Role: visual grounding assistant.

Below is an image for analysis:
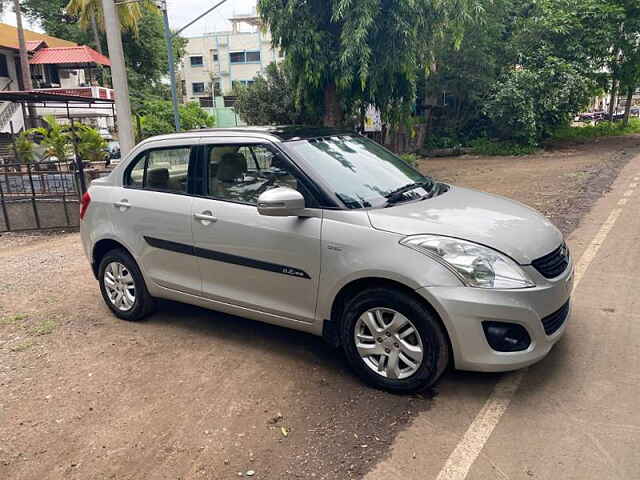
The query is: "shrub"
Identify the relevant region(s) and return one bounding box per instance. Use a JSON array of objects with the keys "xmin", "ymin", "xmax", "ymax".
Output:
[
  {"xmin": 399, "ymin": 153, "xmax": 419, "ymax": 166},
  {"xmin": 552, "ymin": 118, "xmax": 640, "ymax": 141},
  {"xmin": 470, "ymin": 138, "xmax": 538, "ymax": 156},
  {"xmin": 484, "ymin": 58, "xmax": 593, "ymax": 145}
]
